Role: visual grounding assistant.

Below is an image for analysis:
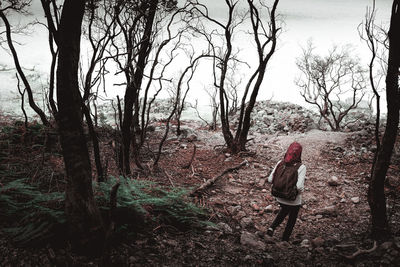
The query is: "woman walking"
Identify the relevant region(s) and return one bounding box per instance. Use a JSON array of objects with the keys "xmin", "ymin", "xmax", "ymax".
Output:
[{"xmin": 267, "ymin": 142, "xmax": 306, "ymax": 241}]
